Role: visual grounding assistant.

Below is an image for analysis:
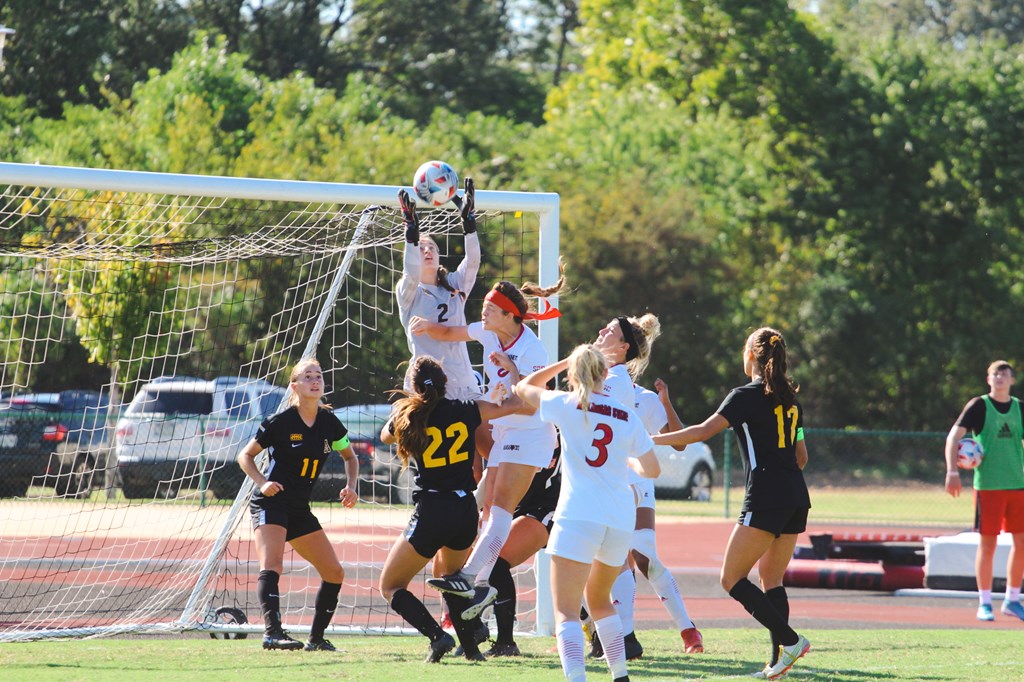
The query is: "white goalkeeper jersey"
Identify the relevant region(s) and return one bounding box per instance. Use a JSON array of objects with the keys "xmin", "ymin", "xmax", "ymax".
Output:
[
  {"xmin": 539, "ymin": 390, "xmax": 655, "ymax": 531},
  {"xmin": 396, "ymin": 232, "xmax": 481, "ymax": 399}
]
